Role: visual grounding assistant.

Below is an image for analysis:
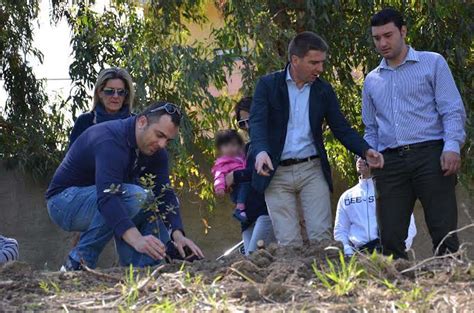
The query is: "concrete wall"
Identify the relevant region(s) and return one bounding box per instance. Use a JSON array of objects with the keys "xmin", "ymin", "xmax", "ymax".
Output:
[
  {"xmin": 0, "ymin": 163, "xmax": 472, "ymax": 269},
  {"xmin": 0, "ymin": 162, "xmax": 241, "ymax": 269}
]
